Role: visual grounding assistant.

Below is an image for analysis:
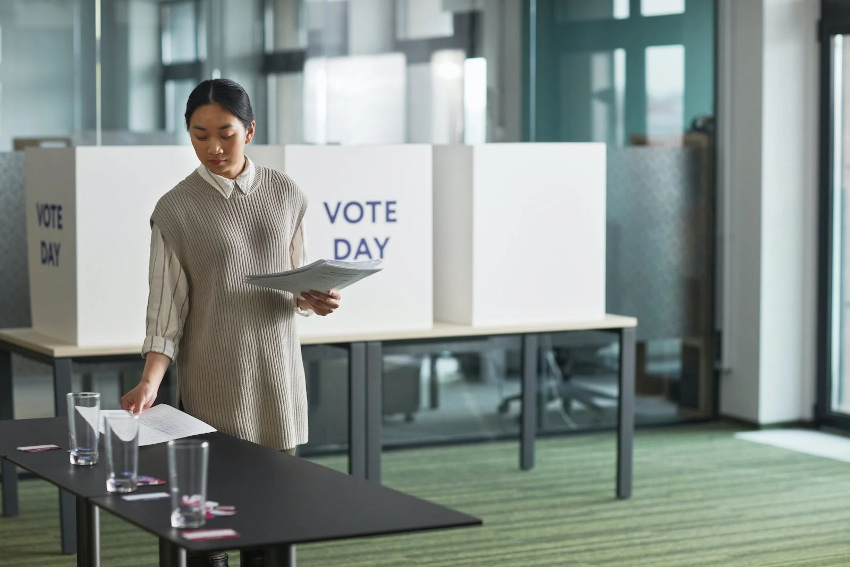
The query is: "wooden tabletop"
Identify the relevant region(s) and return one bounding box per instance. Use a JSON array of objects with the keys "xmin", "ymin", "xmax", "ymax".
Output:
[{"xmin": 0, "ymin": 314, "xmax": 637, "ymax": 359}]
